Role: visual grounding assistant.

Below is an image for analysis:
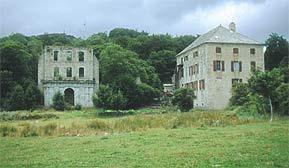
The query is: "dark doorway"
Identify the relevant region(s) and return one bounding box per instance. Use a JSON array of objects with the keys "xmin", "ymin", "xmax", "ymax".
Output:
[{"xmin": 64, "ymin": 88, "xmax": 74, "ymax": 105}]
